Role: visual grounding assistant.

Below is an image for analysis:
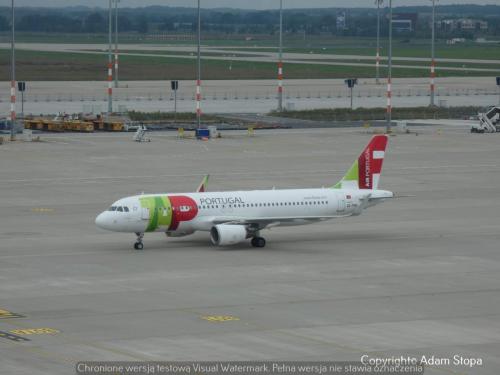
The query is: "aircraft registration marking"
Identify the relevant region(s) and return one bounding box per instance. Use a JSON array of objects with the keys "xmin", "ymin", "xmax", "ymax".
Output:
[
  {"xmin": 0, "ymin": 331, "xmax": 31, "ymax": 342},
  {"xmin": 0, "ymin": 309, "xmax": 25, "ymax": 319},
  {"xmin": 201, "ymin": 315, "xmax": 240, "ymax": 322},
  {"xmin": 10, "ymin": 328, "xmax": 60, "ymax": 336}
]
